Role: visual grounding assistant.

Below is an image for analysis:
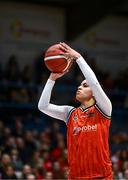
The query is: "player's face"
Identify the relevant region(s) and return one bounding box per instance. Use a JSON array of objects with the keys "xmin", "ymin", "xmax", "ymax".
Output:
[{"xmin": 76, "ymin": 80, "xmax": 93, "ymax": 103}]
